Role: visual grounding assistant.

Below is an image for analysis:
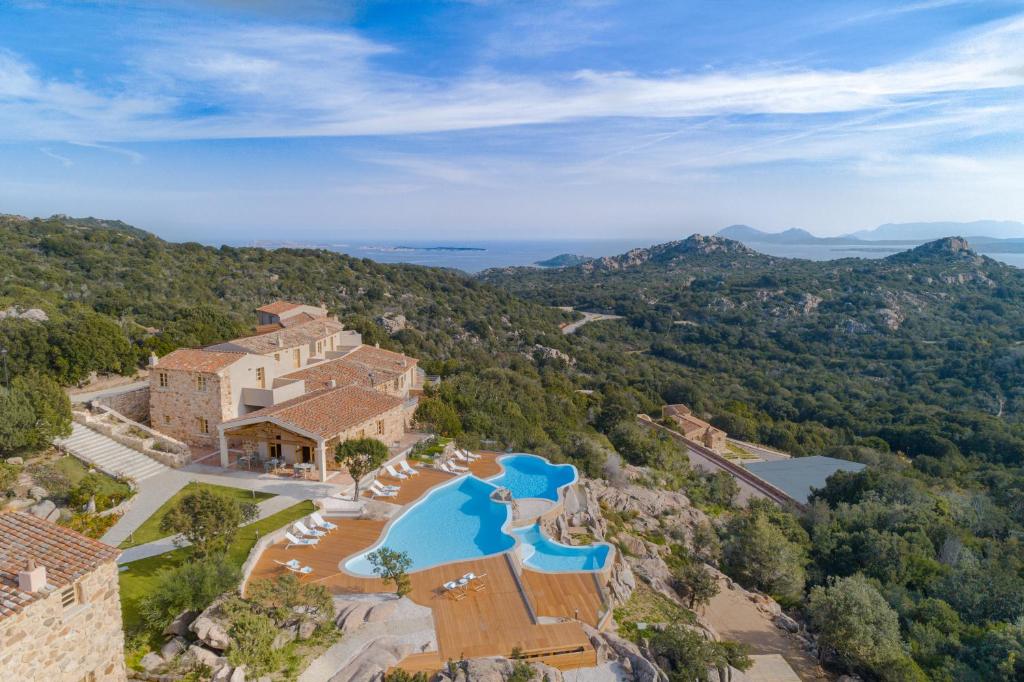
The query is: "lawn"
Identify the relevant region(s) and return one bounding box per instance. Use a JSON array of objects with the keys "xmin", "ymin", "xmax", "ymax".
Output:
[
  {"xmin": 119, "ymin": 482, "xmax": 275, "ymax": 548},
  {"xmin": 52, "ymin": 454, "xmax": 134, "ymax": 501},
  {"xmin": 119, "ymin": 500, "xmax": 315, "ymax": 646}
]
